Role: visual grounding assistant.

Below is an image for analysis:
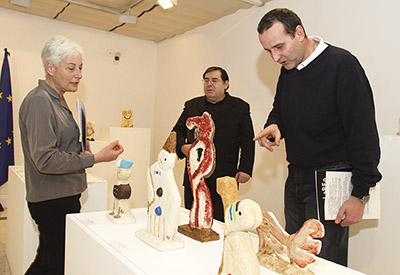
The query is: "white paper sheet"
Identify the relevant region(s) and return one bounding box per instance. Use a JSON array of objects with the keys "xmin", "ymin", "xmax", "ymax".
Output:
[{"xmin": 324, "ymin": 171, "xmax": 380, "ymax": 220}]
